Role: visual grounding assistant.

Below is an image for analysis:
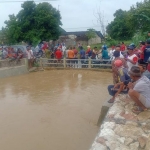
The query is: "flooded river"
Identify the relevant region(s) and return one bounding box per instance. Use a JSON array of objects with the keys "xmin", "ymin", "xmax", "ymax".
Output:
[{"xmin": 0, "ymin": 70, "xmax": 112, "ymax": 150}]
